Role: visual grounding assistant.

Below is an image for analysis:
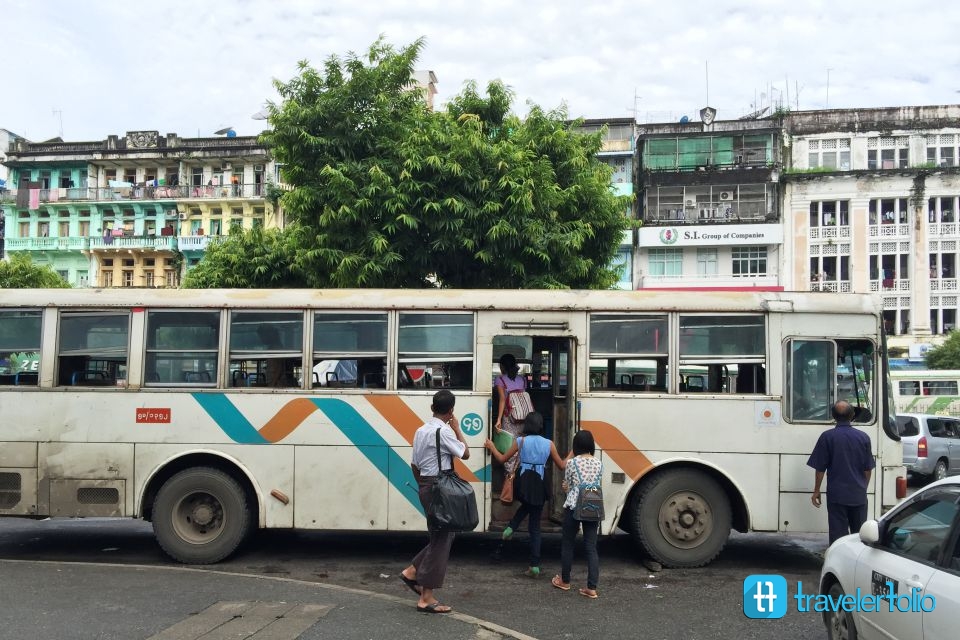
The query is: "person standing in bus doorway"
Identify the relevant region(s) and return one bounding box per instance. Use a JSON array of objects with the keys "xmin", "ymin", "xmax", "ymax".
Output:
[
  {"xmin": 494, "ymin": 353, "xmax": 526, "ymax": 502},
  {"xmin": 552, "ymin": 430, "xmax": 602, "ymax": 599},
  {"xmin": 400, "ymin": 390, "xmax": 470, "ymax": 614},
  {"xmin": 484, "ymin": 411, "xmax": 566, "ymax": 577},
  {"xmin": 807, "ymin": 400, "xmax": 876, "ymax": 544}
]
